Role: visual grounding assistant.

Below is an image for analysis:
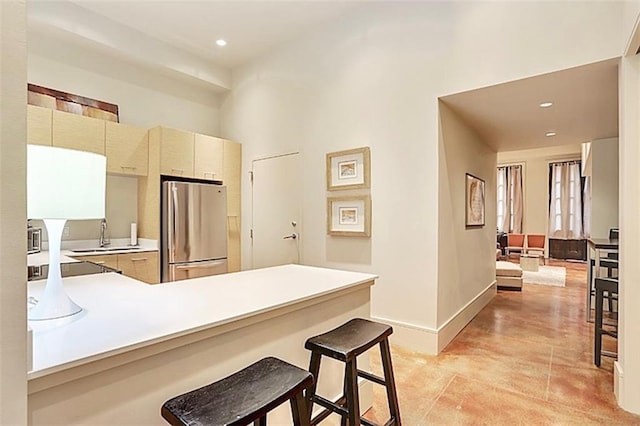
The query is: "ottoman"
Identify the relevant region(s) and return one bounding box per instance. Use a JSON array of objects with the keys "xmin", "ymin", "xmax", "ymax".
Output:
[{"xmin": 496, "ymin": 261, "xmax": 523, "ymax": 291}]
